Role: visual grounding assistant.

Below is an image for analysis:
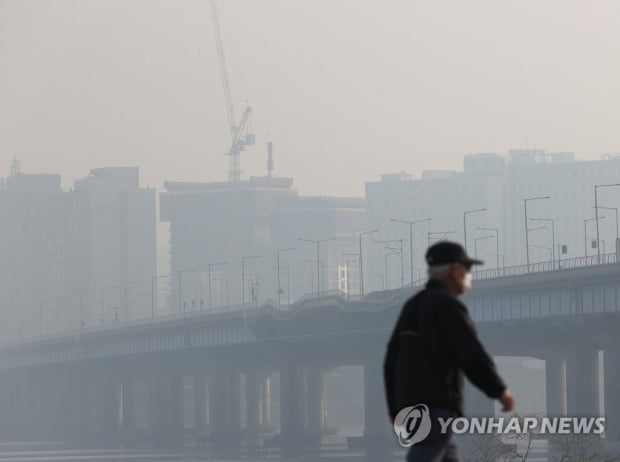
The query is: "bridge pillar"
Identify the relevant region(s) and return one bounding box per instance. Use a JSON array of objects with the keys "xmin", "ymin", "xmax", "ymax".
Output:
[
  {"xmin": 544, "ymin": 353, "xmax": 567, "ymax": 417},
  {"xmin": 63, "ymin": 368, "xmax": 94, "ymax": 439},
  {"xmin": 11, "ymin": 371, "xmax": 35, "ymax": 439},
  {"xmin": 228, "ymin": 370, "xmax": 242, "ymax": 435},
  {"xmin": 208, "ymin": 372, "xmax": 226, "ymax": 439},
  {"xmin": 566, "ymin": 348, "xmax": 600, "ymax": 417},
  {"xmin": 363, "ymin": 357, "xmax": 393, "ymax": 446},
  {"xmin": 169, "ymin": 373, "xmax": 185, "ymax": 436},
  {"xmin": 306, "ymin": 362, "xmax": 327, "ymax": 442},
  {"xmin": 245, "ymin": 367, "xmax": 261, "ymax": 445},
  {"xmin": 194, "ymin": 373, "xmax": 208, "ymax": 437},
  {"xmin": 149, "ymin": 369, "xmax": 185, "ymax": 439},
  {"xmin": 149, "ymin": 370, "xmax": 167, "ymax": 438},
  {"xmin": 121, "ymin": 375, "xmax": 136, "ymax": 434},
  {"xmin": 260, "ymin": 372, "xmax": 273, "ymax": 432},
  {"xmin": 93, "ymin": 370, "xmax": 119, "ymax": 438},
  {"xmin": 604, "ymin": 348, "xmax": 620, "ymax": 442},
  {"xmin": 279, "ymin": 359, "xmax": 307, "ymax": 444},
  {"xmin": 207, "ymin": 368, "xmax": 242, "ymax": 441},
  {"xmin": 0, "ymin": 375, "xmax": 13, "ymax": 438}
]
